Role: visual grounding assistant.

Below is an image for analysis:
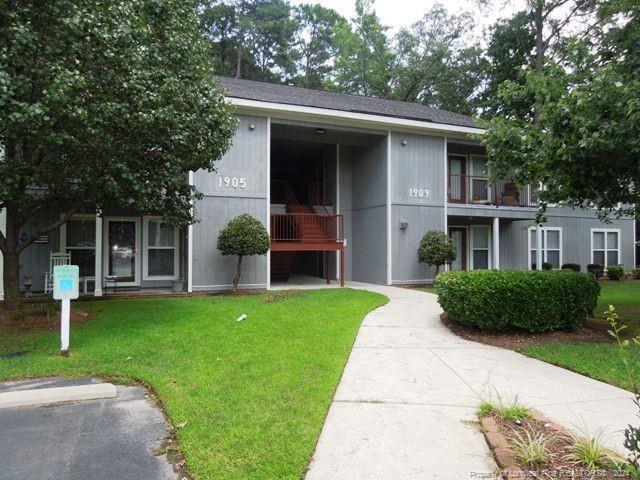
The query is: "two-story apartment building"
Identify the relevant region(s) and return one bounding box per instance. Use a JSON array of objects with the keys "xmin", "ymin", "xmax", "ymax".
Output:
[{"xmin": 1, "ymin": 76, "xmax": 635, "ymax": 297}]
